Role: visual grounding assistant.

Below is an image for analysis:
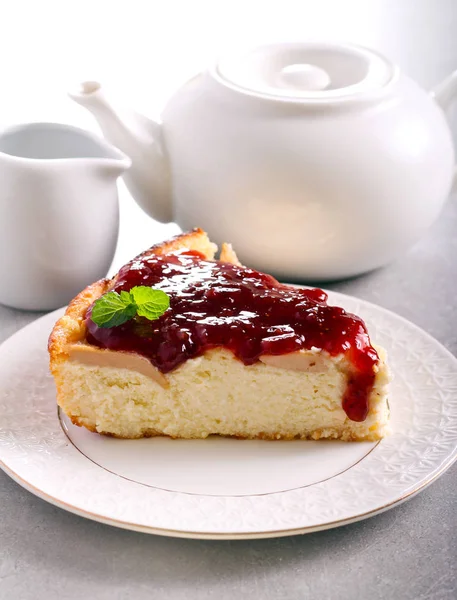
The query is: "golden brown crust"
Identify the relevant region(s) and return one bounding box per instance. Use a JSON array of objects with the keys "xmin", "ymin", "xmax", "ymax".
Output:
[
  {"xmin": 67, "ymin": 420, "xmax": 376, "ymax": 442},
  {"xmin": 220, "ymin": 243, "xmax": 242, "ymax": 266},
  {"xmin": 131, "ymin": 227, "xmax": 217, "ymax": 263},
  {"xmin": 48, "ymin": 279, "xmax": 110, "ymax": 367},
  {"xmin": 67, "ymin": 414, "xmax": 98, "ymax": 433}
]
